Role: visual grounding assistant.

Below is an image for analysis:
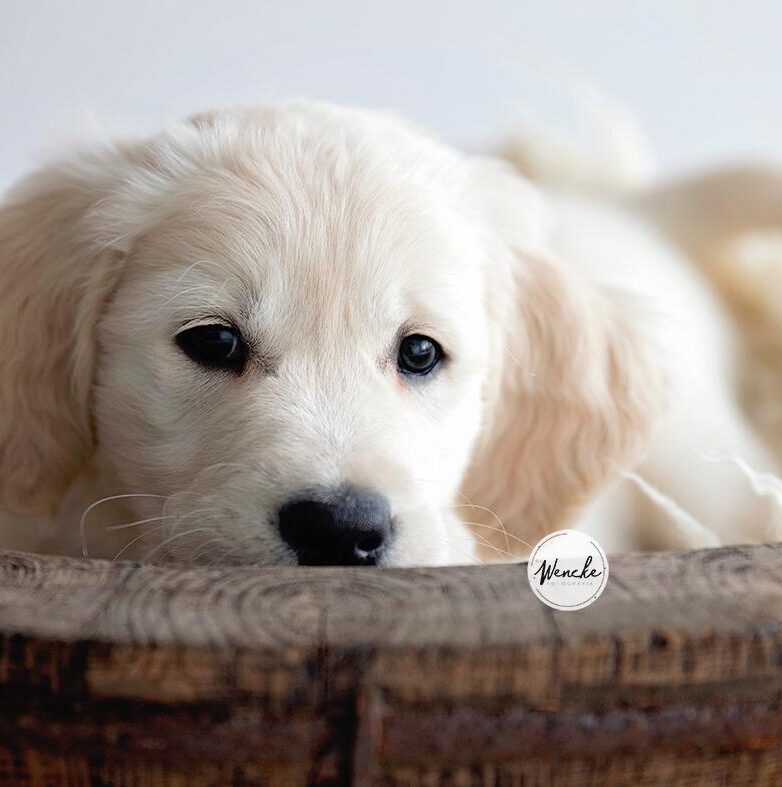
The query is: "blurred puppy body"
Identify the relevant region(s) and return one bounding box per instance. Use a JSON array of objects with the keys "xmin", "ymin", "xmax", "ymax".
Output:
[{"xmin": 0, "ymin": 102, "xmax": 779, "ymax": 565}]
